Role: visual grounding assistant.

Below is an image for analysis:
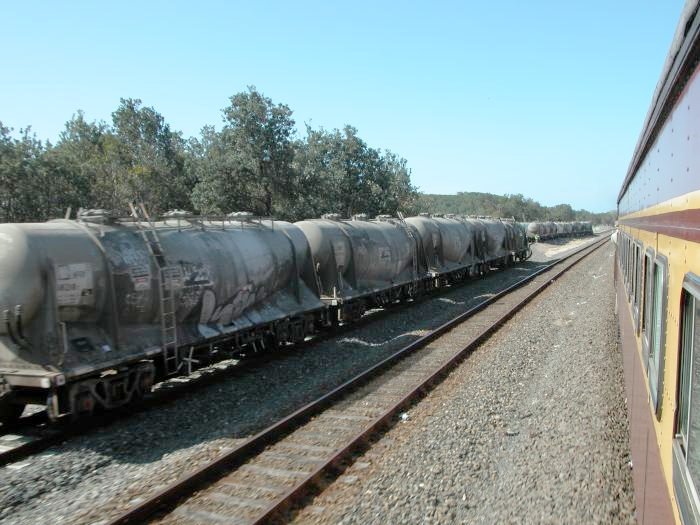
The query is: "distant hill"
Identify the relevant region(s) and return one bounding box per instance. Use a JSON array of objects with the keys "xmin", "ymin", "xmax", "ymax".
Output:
[{"xmin": 415, "ymin": 192, "xmax": 615, "ymax": 225}]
